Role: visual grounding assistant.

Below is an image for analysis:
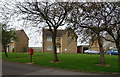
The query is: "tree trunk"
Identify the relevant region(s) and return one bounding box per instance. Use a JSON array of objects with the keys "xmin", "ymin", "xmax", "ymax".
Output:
[
  {"xmin": 52, "ymin": 31, "xmax": 59, "ymax": 62},
  {"xmin": 115, "ymin": 42, "xmax": 120, "ymax": 73},
  {"xmin": 3, "ymin": 45, "xmax": 8, "ymax": 57},
  {"xmin": 116, "ymin": 45, "xmax": 120, "ymax": 62},
  {"xmin": 97, "ymin": 34, "xmax": 105, "ymax": 65}
]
